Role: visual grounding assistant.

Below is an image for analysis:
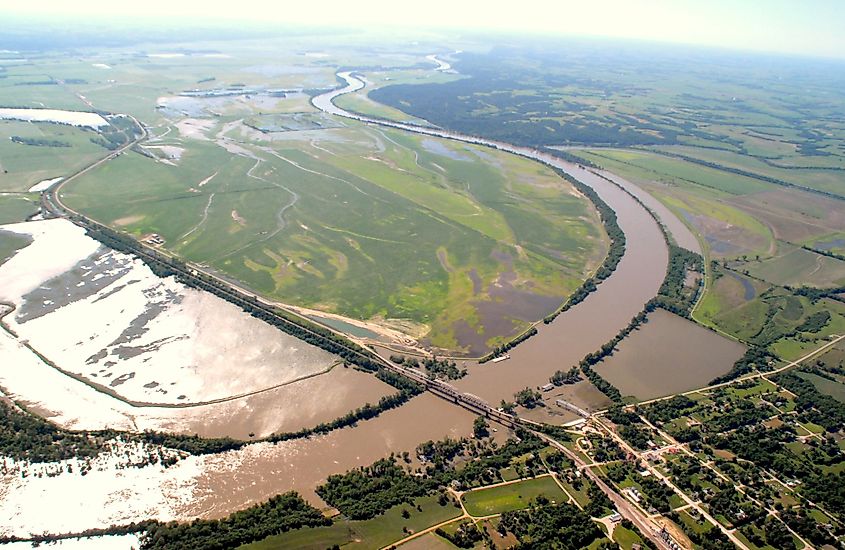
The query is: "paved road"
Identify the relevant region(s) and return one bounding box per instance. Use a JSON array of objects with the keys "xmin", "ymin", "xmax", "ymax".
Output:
[{"xmin": 535, "ymin": 432, "xmax": 675, "ymax": 550}]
